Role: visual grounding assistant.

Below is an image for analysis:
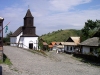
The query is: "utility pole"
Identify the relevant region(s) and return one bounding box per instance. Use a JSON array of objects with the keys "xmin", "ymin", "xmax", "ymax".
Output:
[{"xmin": 0, "ymin": 17, "xmax": 4, "ymax": 62}]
